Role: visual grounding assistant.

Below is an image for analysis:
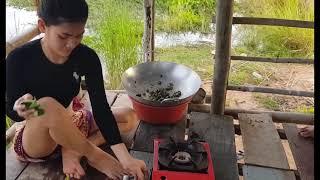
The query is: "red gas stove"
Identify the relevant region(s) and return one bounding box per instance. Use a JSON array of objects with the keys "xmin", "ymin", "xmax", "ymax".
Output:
[{"xmin": 152, "ymin": 138, "xmax": 215, "ymax": 180}]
